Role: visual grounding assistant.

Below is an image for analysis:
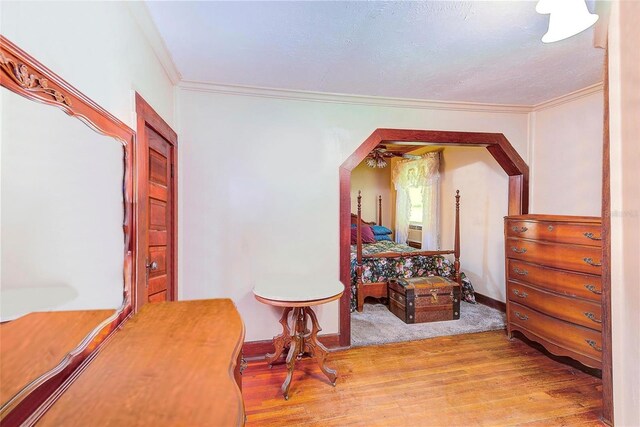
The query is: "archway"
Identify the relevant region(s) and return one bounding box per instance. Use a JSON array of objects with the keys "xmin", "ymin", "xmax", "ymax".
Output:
[{"xmin": 338, "ymin": 128, "xmax": 529, "ymax": 347}]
